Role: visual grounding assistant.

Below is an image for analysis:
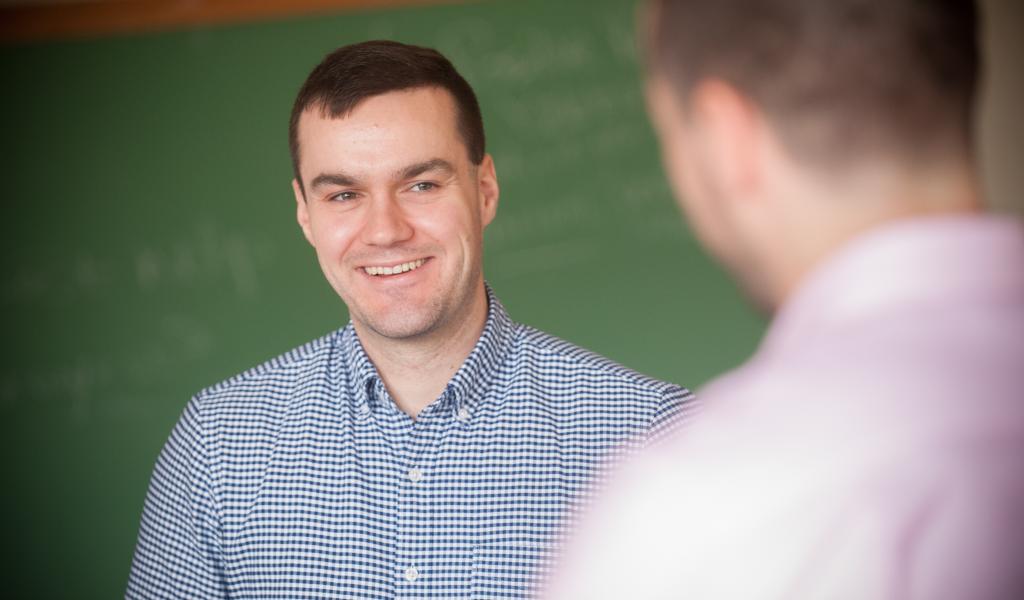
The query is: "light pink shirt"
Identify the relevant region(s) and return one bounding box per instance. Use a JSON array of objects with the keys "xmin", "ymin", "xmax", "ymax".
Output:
[{"xmin": 547, "ymin": 216, "xmax": 1024, "ymax": 600}]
